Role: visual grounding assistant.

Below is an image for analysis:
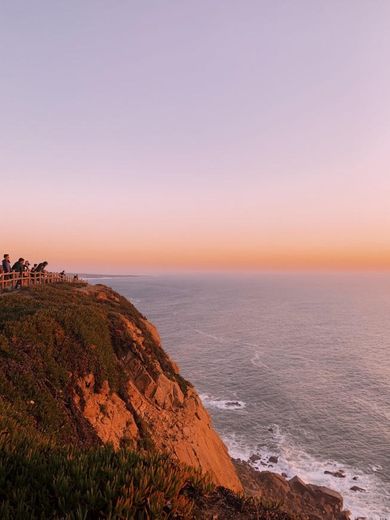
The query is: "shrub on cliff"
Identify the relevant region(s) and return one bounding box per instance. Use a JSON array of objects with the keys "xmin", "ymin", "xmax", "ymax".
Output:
[
  {"xmin": 0, "ymin": 426, "xmax": 299, "ymax": 519},
  {"xmin": 0, "ymin": 426, "xmax": 212, "ymax": 519}
]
